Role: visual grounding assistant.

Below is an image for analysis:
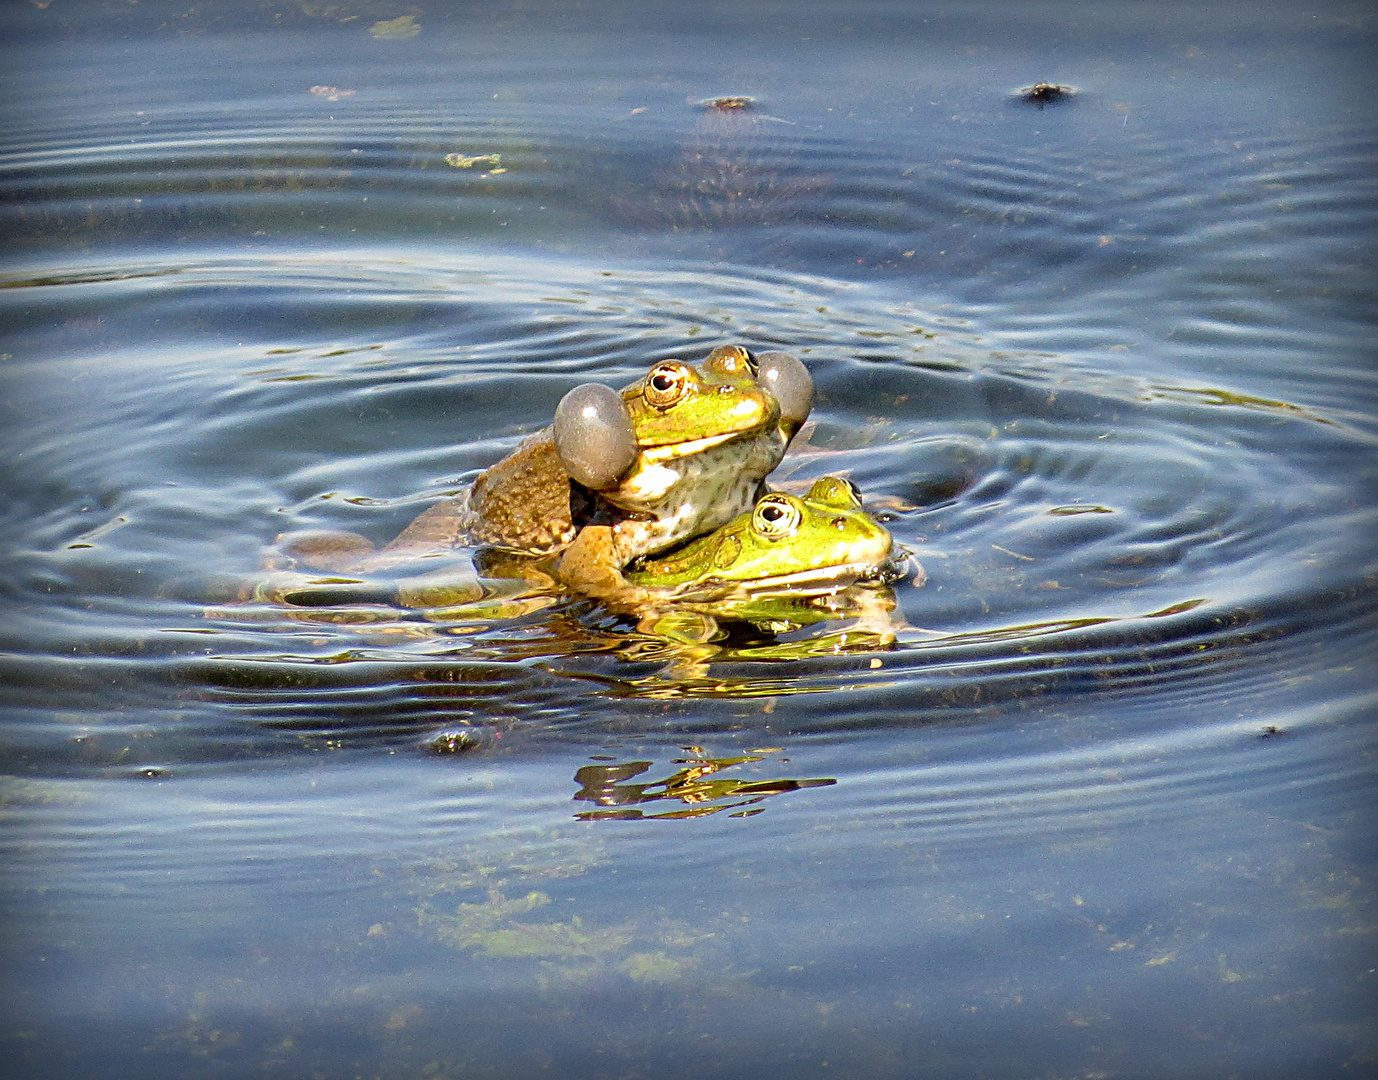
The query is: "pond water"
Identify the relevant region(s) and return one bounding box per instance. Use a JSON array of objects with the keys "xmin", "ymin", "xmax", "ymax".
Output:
[{"xmin": 2, "ymin": 1, "xmax": 1376, "ymax": 1077}]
